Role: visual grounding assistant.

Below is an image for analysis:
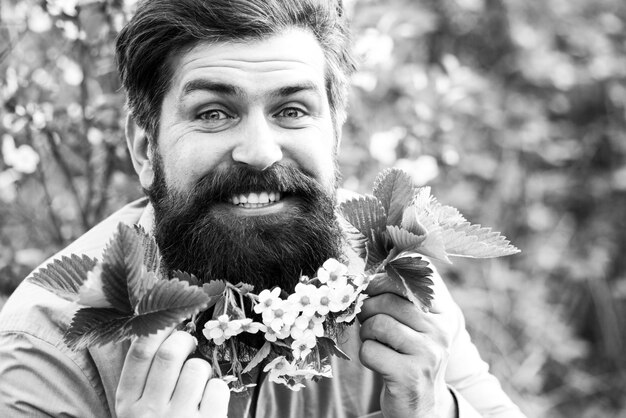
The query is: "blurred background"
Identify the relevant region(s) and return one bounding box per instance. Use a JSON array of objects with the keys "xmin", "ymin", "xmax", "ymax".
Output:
[{"xmin": 1, "ymin": 0, "xmax": 625, "ymax": 416}]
